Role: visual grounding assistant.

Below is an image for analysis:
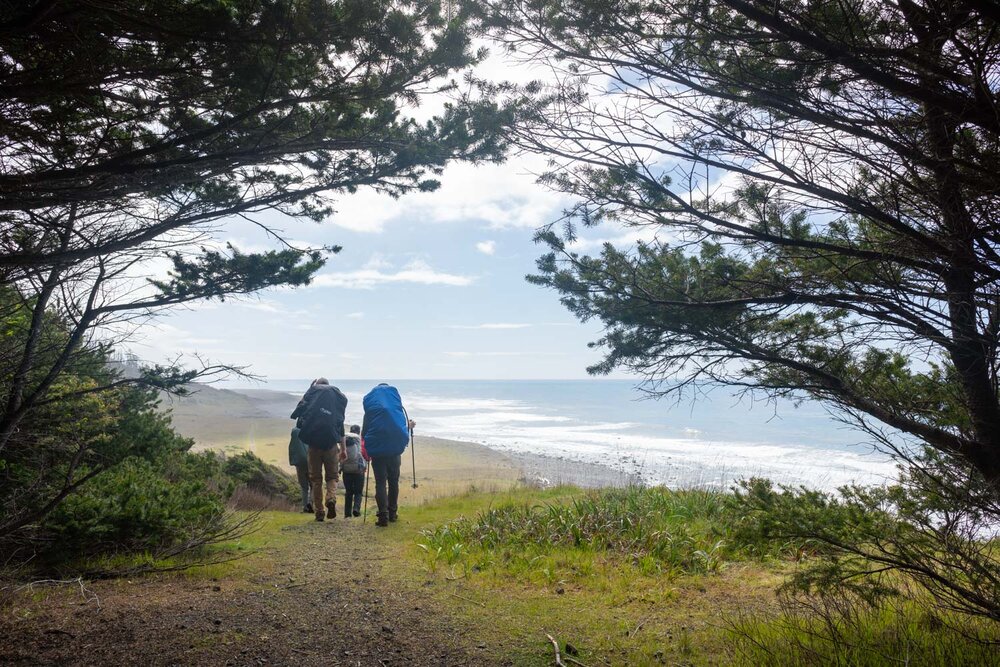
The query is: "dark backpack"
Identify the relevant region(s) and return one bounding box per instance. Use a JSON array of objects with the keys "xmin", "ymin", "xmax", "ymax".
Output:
[{"xmin": 298, "ymin": 385, "xmax": 347, "ymax": 449}]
